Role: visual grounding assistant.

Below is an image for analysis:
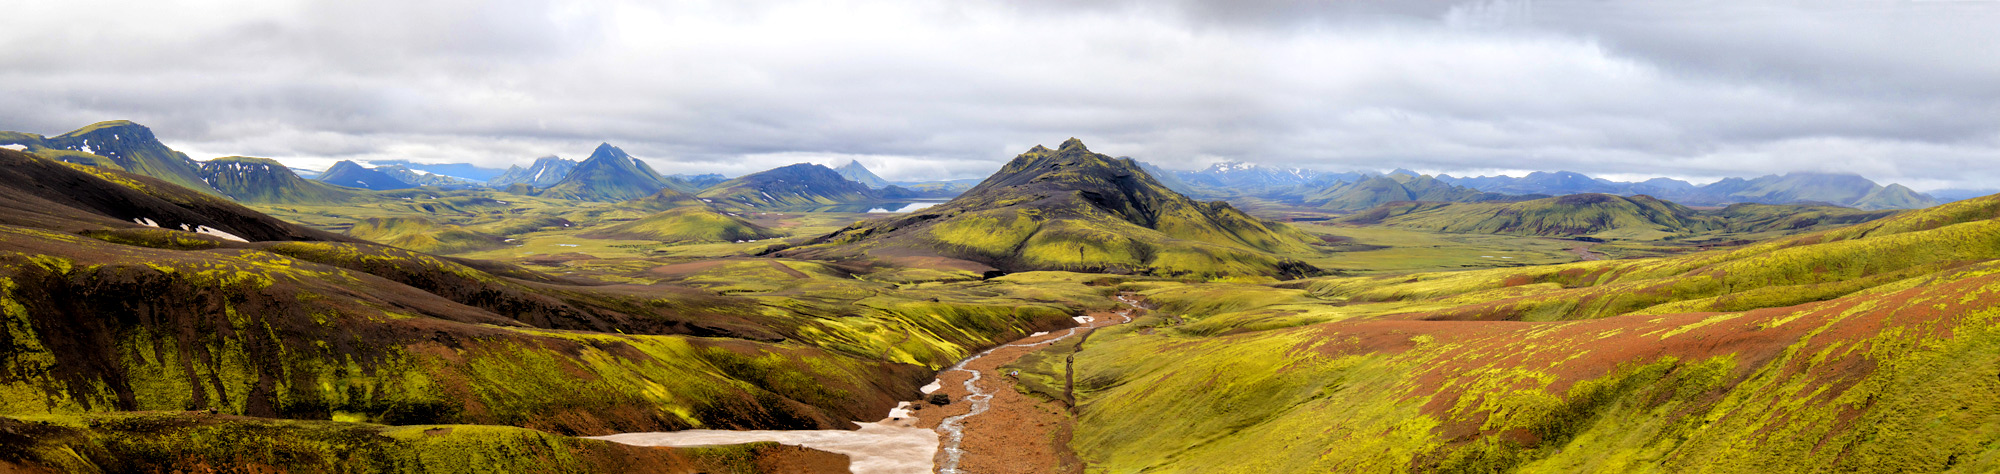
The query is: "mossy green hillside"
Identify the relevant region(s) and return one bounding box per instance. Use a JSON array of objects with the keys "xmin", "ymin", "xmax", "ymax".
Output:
[
  {"xmin": 536, "ymin": 143, "xmax": 686, "ymax": 202},
  {"xmin": 0, "ymin": 412, "xmax": 844, "ymax": 473},
  {"xmin": 579, "ymin": 206, "xmax": 785, "ymax": 243},
  {"xmin": 199, "ymin": 156, "xmax": 362, "ymax": 204},
  {"xmin": 1339, "ymin": 193, "xmax": 1897, "ymax": 241},
  {"xmin": 0, "ymin": 218, "xmax": 1111, "ymax": 435},
  {"xmin": 1061, "ymin": 266, "xmax": 2000, "ymax": 473},
  {"xmin": 345, "ymin": 216, "xmax": 510, "ymax": 254},
  {"xmin": 781, "ymin": 139, "xmax": 1324, "ymax": 278},
  {"xmin": 0, "ymin": 120, "xmax": 218, "ymax": 196}
]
